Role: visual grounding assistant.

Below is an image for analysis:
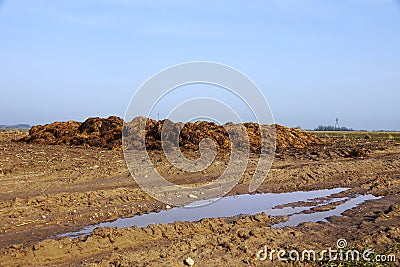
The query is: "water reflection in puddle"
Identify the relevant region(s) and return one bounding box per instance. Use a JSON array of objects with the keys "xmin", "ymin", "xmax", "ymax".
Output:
[
  {"xmin": 60, "ymin": 188, "xmax": 380, "ymax": 238},
  {"xmin": 272, "ymin": 194, "xmax": 379, "ymax": 228}
]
